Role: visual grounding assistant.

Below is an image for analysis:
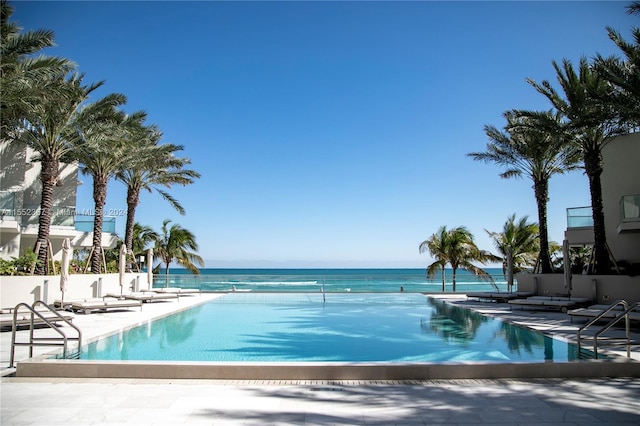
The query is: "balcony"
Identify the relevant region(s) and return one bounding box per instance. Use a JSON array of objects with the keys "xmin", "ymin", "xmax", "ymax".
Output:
[
  {"xmin": 618, "ymin": 194, "xmax": 640, "ymax": 233},
  {"xmin": 74, "ymin": 214, "xmax": 116, "ymax": 234},
  {"xmin": 565, "ymin": 206, "xmax": 594, "ymax": 245},
  {"xmin": 0, "ymin": 191, "xmax": 19, "ymax": 233},
  {"xmin": 567, "ymin": 207, "xmax": 594, "ymax": 229},
  {"xmin": 20, "ymin": 204, "xmax": 75, "ymax": 227},
  {"xmin": 0, "ymin": 191, "xmax": 16, "ymax": 217}
]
